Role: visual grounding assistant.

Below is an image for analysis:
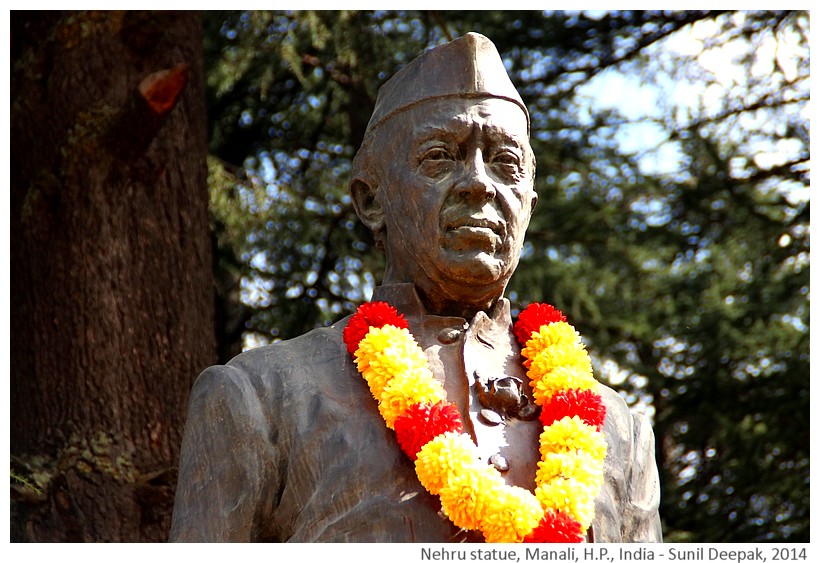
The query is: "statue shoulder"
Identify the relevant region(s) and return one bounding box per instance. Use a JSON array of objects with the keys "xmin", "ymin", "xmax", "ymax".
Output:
[
  {"xmin": 191, "ymin": 319, "xmax": 353, "ymax": 404},
  {"xmin": 598, "ymin": 383, "xmax": 631, "ymax": 419},
  {"xmin": 229, "ymin": 319, "xmax": 349, "ymax": 373},
  {"xmin": 597, "ymin": 383, "xmax": 652, "ymax": 442}
]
